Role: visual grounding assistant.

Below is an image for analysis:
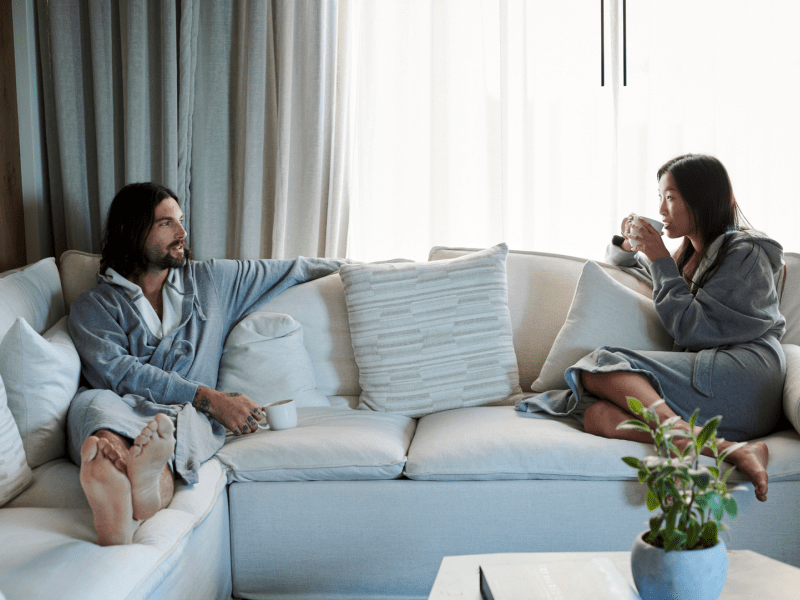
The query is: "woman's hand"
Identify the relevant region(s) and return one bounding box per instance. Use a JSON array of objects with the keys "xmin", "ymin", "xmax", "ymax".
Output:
[{"xmin": 626, "ymin": 215, "xmax": 670, "ymax": 262}]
